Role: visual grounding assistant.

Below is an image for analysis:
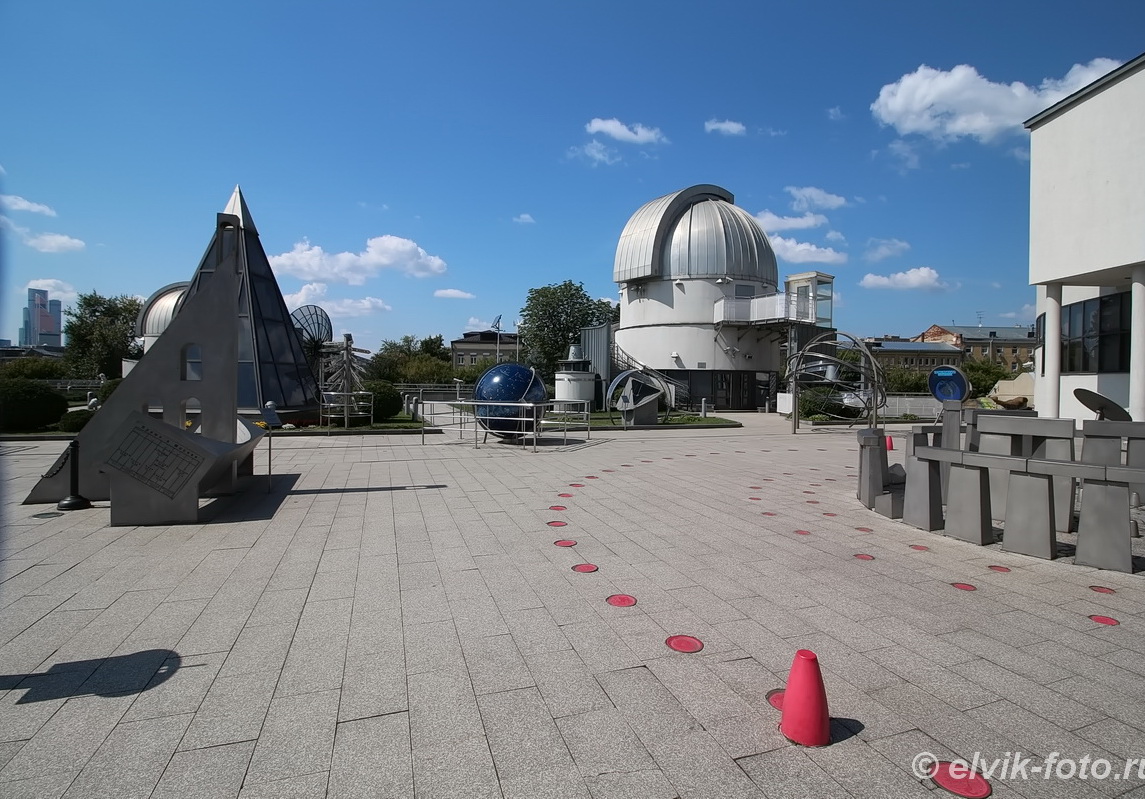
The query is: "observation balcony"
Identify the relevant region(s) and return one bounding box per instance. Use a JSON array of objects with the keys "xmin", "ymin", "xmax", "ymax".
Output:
[{"xmin": 713, "ymin": 293, "xmax": 819, "ymax": 326}]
